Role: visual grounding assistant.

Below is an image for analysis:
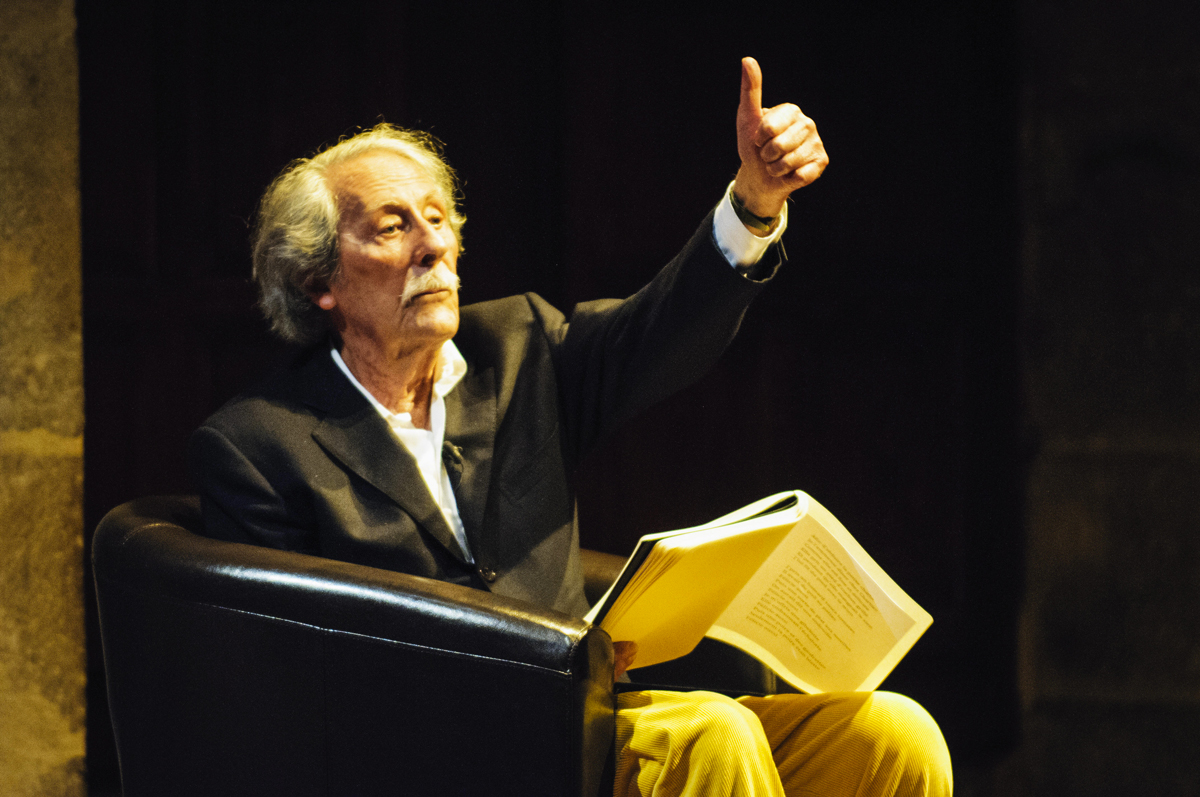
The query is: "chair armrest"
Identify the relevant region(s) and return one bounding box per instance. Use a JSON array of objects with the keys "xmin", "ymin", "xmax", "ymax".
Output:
[
  {"xmin": 94, "ymin": 496, "xmax": 615, "ymax": 797},
  {"xmin": 580, "ymin": 547, "xmax": 627, "ymax": 606},
  {"xmin": 96, "ymin": 497, "xmax": 601, "ymax": 670}
]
